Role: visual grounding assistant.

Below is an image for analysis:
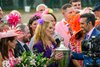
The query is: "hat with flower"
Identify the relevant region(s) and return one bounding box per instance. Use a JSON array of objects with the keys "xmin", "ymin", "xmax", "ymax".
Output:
[{"xmin": 0, "ymin": 29, "xmax": 19, "ymax": 39}]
